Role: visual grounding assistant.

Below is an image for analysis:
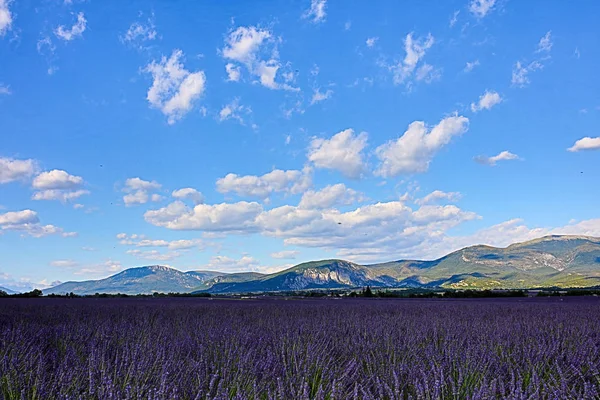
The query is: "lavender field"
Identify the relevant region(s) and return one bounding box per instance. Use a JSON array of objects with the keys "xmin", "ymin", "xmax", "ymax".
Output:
[{"xmin": 1, "ymin": 298, "xmax": 600, "ymax": 399}]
